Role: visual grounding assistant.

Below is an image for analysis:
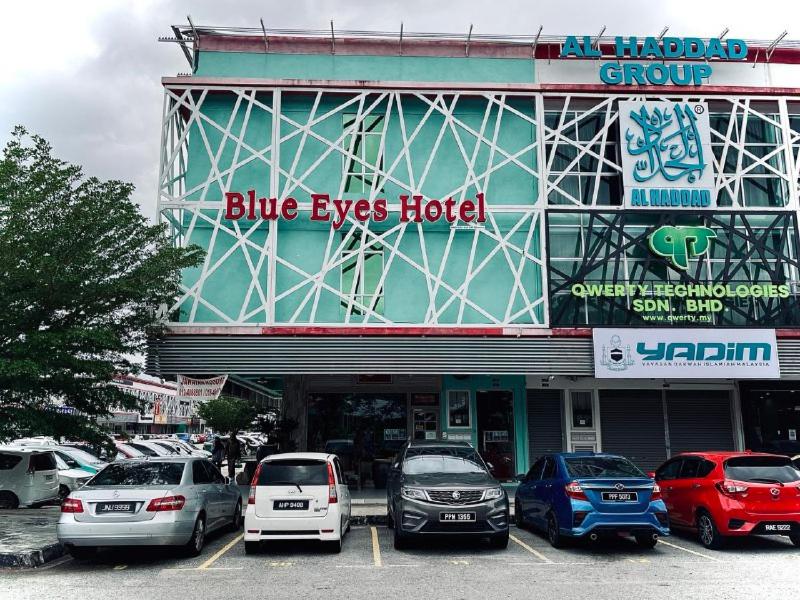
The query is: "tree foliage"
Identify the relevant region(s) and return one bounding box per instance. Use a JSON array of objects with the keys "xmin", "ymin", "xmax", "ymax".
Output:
[
  {"xmin": 0, "ymin": 127, "xmax": 203, "ymax": 448},
  {"xmin": 197, "ymin": 396, "xmax": 257, "ymax": 436}
]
